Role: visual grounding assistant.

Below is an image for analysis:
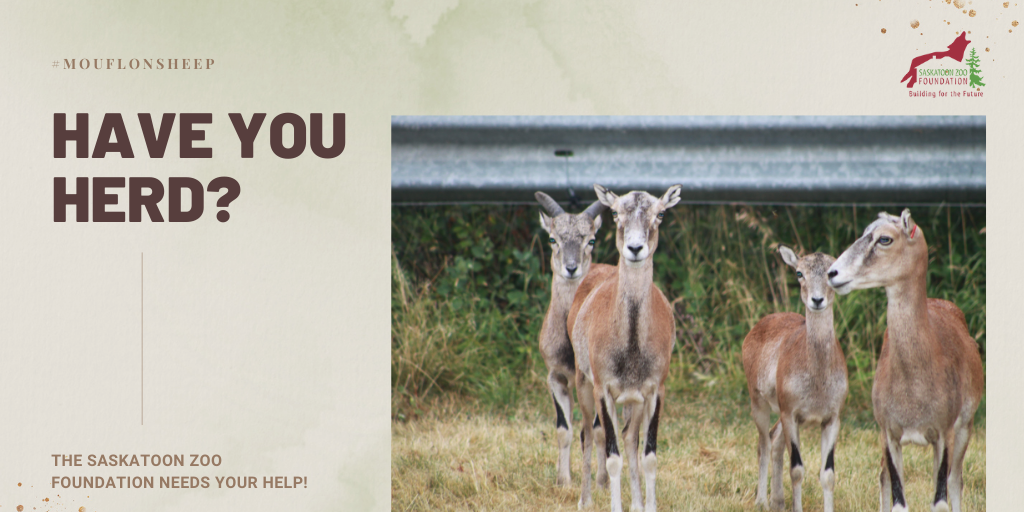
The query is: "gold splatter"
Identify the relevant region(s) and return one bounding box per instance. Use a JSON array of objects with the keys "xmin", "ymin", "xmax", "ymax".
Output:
[
  {"xmin": 946, "ymin": 0, "xmax": 951, "ymax": 4},
  {"xmin": 948, "ymin": 21, "xmax": 951, "ymax": 24},
  {"xmin": 954, "ymin": 0, "xmax": 965, "ymax": 7},
  {"xmin": 1014, "ymin": 20, "xmax": 1020, "ymax": 26},
  {"xmin": 912, "ymin": 19, "xmax": 920, "ymax": 28},
  {"xmin": 79, "ymin": 507, "xmax": 86, "ymax": 512},
  {"xmin": 963, "ymin": 9, "xmax": 967, "ymax": 13},
  {"xmin": 986, "ymin": 47, "xmax": 990, "ymax": 50},
  {"xmin": 882, "ymin": 28, "xmax": 887, "ymax": 33},
  {"xmin": 1005, "ymin": 1, "xmax": 1010, "ymax": 6},
  {"xmin": 969, "ymin": 9, "xmax": 976, "ymax": 16},
  {"xmin": 17, "ymin": 483, "xmax": 21, "ymax": 487},
  {"xmin": 16, "ymin": 507, "xmax": 22, "ymax": 512}
]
